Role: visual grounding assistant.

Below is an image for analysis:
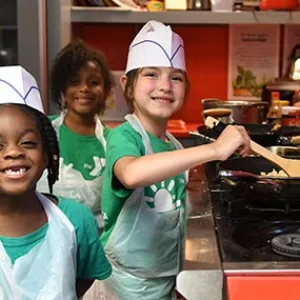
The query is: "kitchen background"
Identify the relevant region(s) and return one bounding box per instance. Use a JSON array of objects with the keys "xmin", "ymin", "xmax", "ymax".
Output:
[{"xmin": 2, "ymin": 0, "xmax": 300, "ymax": 124}]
